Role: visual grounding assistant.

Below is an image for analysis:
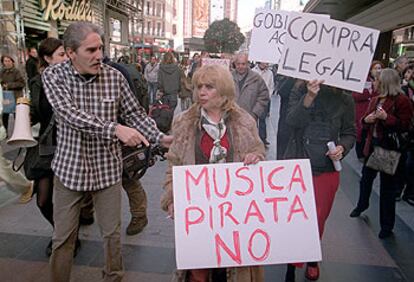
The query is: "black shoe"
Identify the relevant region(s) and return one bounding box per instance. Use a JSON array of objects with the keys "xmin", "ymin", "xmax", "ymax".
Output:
[
  {"xmin": 74, "ymin": 239, "xmax": 81, "ymax": 257},
  {"xmin": 45, "ymin": 240, "xmax": 52, "ymax": 257},
  {"xmin": 79, "ymin": 216, "xmax": 94, "ymax": 226},
  {"xmin": 402, "ymin": 195, "xmax": 414, "ymax": 206},
  {"xmin": 378, "ymin": 230, "xmax": 393, "ymax": 239},
  {"xmin": 285, "ymin": 264, "xmax": 296, "ymax": 282},
  {"xmin": 350, "ymin": 208, "xmax": 363, "ymax": 218}
]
